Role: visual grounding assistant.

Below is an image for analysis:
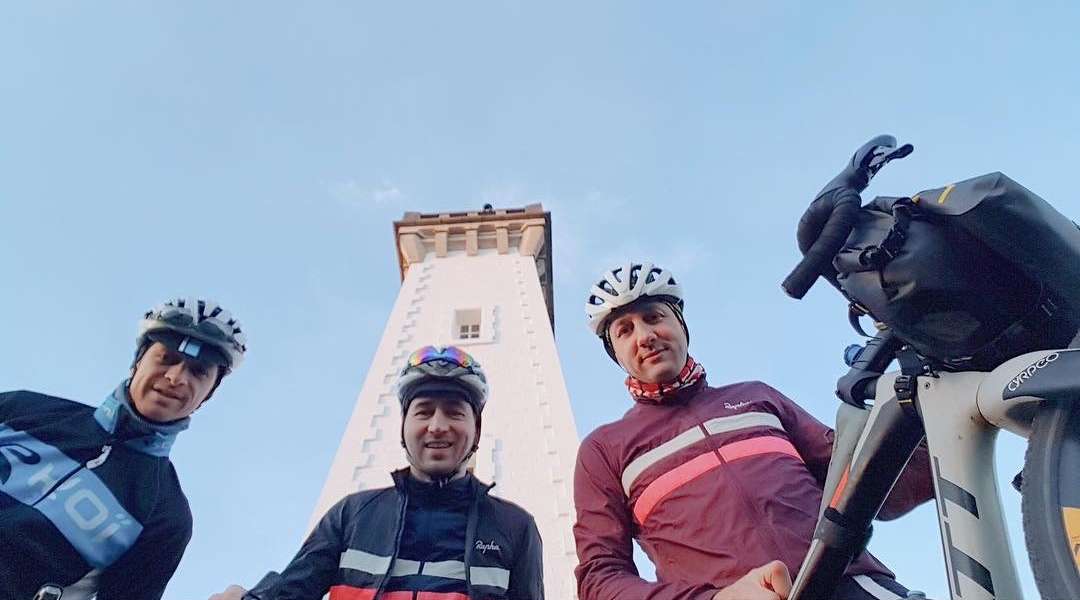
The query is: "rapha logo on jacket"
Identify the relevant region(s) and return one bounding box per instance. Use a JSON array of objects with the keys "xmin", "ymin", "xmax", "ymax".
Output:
[
  {"xmin": 475, "ymin": 540, "xmax": 502, "ymax": 554},
  {"xmin": 723, "ymin": 401, "xmax": 751, "ymax": 410}
]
